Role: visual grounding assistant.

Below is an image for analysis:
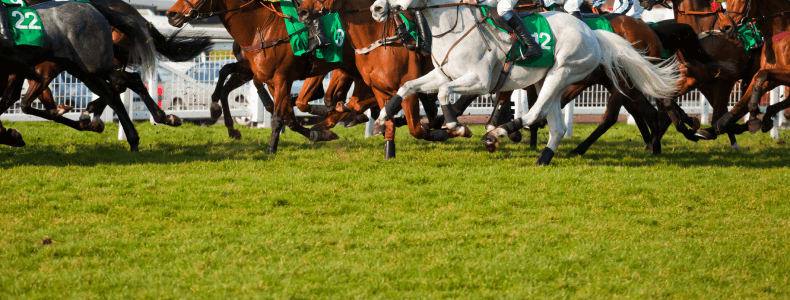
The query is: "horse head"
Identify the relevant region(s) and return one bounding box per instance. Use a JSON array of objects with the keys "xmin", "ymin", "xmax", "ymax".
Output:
[{"xmin": 166, "ymin": 0, "xmax": 219, "ymax": 28}]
